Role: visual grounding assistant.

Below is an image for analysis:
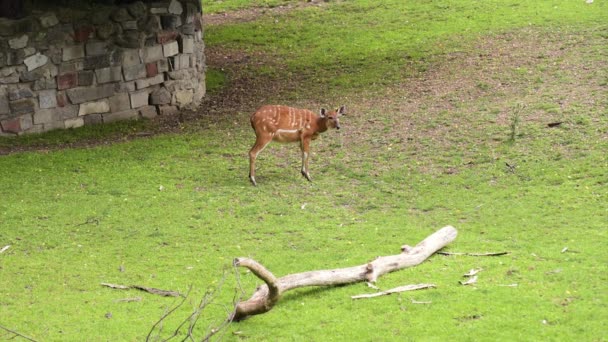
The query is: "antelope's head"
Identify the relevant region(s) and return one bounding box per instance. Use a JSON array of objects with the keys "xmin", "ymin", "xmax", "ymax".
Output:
[{"xmin": 320, "ymin": 105, "xmax": 346, "ymax": 130}]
